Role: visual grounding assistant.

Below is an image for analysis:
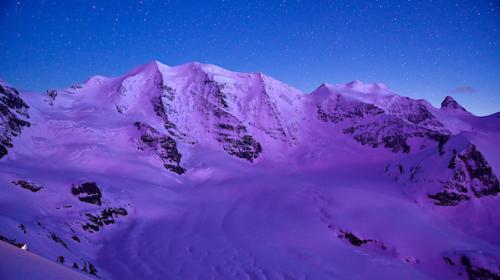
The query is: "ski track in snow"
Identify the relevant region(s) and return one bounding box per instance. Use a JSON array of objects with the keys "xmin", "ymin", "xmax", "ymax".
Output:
[{"xmin": 96, "ymin": 170, "xmax": 442, "ymax": 280}]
